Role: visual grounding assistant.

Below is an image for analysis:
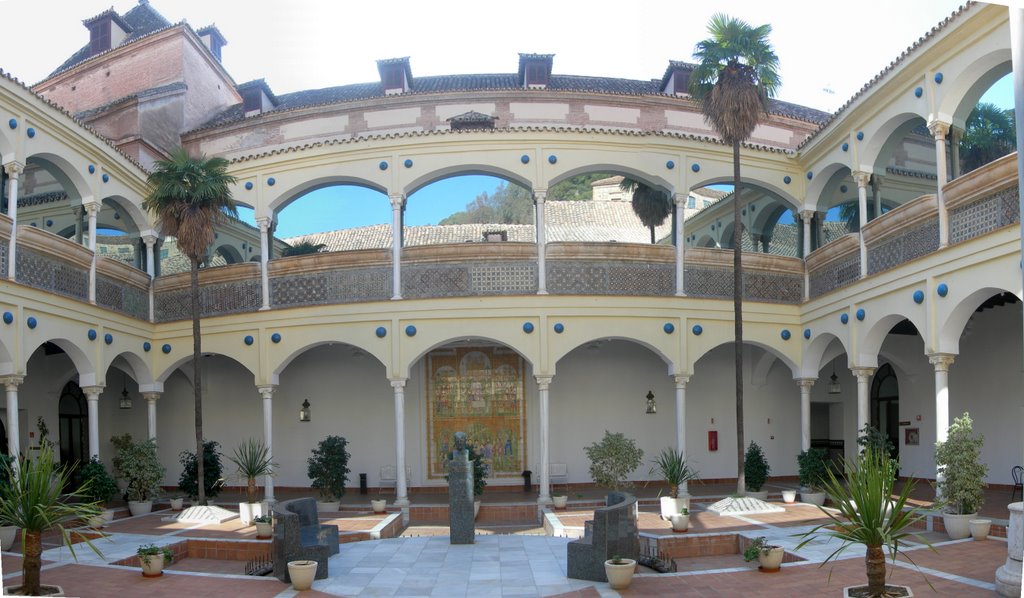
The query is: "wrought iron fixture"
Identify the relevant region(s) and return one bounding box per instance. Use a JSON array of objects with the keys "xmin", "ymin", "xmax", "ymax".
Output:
[
  {"xmin": 645, "ymin": 390, "xmax": 657, "ymax": 414},
  {"xmin": 299, "ymin": 399, "xmax": 312, "ymax": 422},
  {"xmin": 828, "ymin": 359, "xmax": 841, "ymax": 395},
  {"xmin": 119, "ymin": 371, "xmax": 132, "ymax": 409}
]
